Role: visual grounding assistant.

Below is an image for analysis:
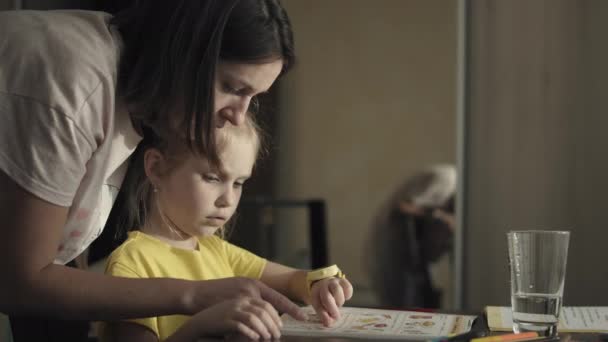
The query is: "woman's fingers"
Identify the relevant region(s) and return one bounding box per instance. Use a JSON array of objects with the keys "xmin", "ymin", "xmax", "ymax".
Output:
[
  {"xmin": 235, "ymin": 308, "xmax": 272, "ymax": 340},
  {"xmin": 192, "ymin": 295, "xmax": 285, "ymax": 340},
  {"xmin": 234, "ymin": 322, "xmax": 260, "ymax": 340},
  {"xmin": 248, "ymin": 299, "xmax": 282, "ymax": 339},
  {"xmin": 258, "ymin": 280, "xmax": 306, "ymax": 320}
]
